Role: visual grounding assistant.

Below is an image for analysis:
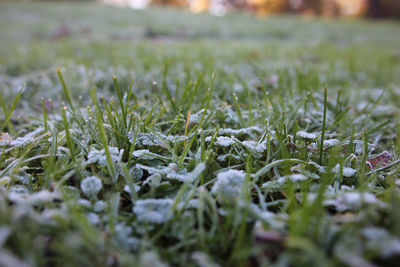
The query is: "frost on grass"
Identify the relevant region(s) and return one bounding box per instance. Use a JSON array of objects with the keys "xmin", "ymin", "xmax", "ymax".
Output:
[
  {"xmin": 331, "ymin": 164, "xmax": 357, "ymax": 177},
  {"xmin": 242, "ymin": 140, "xmax": 267, "ymax": 153},
  {"xmin": 342, "ymin": 167, "xmax": 356, "ymax": 177},
  {"xmin": 263, "ymin": 173, "xmax": 310, "ymax": 190},
  {"xmin": 130, "ymin": 165, "xmax": 144, "ymax": 180},
  {"xmin": 8, "ymin": 190, "xmax": 60, "ymax": 205},
  {"xmin": 123, "ymin": 184, "xmax": 141, "ymax": 193},
  {"xmin": 204, "ymin": 135, "xmax": 237, "ymax": 147},
  {"xmin": 132, "ymin": 149, "xmax": 169, "ymax": 161},
  {"xmin": 215, "ymin": 136, "xmax": 235, "ymax": 147},
  {"xmin": 80, "ymin": 176, "xmax": 102, "ymax": 199},
  {"xmin": 218, "ymin": 126, "xmax": 263, "ymax": 137},
  {"xmin": 137, "ymin": 163, "xmax": 205, "ymax": 184},
  {"xmin": 278, "ymin": 173, "xmax": 308, "ymax": 183},
  {"xmin": 312, "ymin": 163, "xmax": 356, "ymax": 178},
  {"xmin": 114, "ymin": 222, "xmax": 140, "ymax": 251},
  {"xmin": 217, "ymin": 154, "xmax": 241, "ymax": 162},
  {"xmin": 133, "ymin": 199, "xmax": 173, "ymax": 224},
  {"xmin": 212, "ymin": 169, "xmax": 245, "ymax": 202},
  {"xmin": 87, "ymin": 212, "xmax": 101, "ymax": 226},
  {"xmin": 162, "ymin": 163, "xmax": 189, "ymax": 182},
  {"xmin": 362, "ymin": 227, "xmax": 400, "ymax": 258},
  {"xmin": 86, "ymin": 147, "xmax": 119, "ymax": 167},
  {"xmin": 324, "ymin": 192, "xmax": 385, "ymax": 212},
  {"xmin": 323, "ymin": 139, "xmax": 340, "ymax": 148},
  {"xmin": 93, "ymin": 200, "xmax": 106, "ymax": 212},
  {"xmin": 9, "ymin": 127, "xmax": 44, "ymax": 147},
  {"xmin": 297, "ymin": 131, "xmax": 317, "ymax": 140},
  {"xmin": 129, "ymin": 132, "xmax": 165, "ymax": 147}
]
